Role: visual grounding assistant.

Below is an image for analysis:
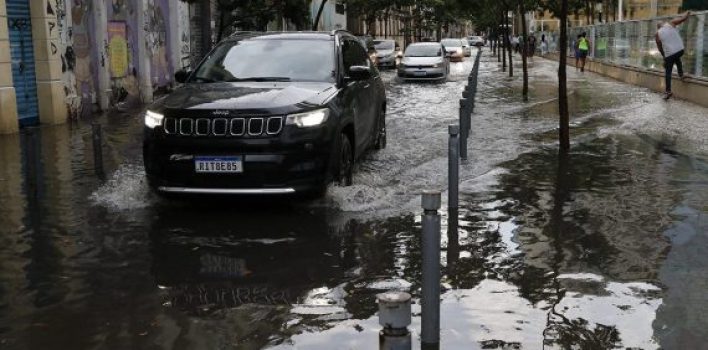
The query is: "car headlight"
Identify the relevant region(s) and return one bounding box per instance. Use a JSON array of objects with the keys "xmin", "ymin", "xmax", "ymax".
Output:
[
  {"xmin": 432, "ymin": 63, "xmax": 440, "ymax": 68},
  {"xmin": 286, "ymin": 109, "xmax": 330, "ymax": 128},
  {"xmin": 145, "ymin": 110, "xmax": 164, "ymax": 129}
]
